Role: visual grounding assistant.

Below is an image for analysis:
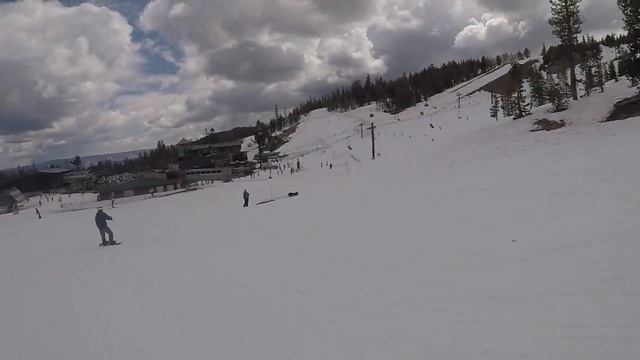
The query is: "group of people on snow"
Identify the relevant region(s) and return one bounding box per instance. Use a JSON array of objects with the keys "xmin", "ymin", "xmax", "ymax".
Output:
[{"xmin": 92, "ymin": 189, "xmax": 252, "ymax": 245}]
